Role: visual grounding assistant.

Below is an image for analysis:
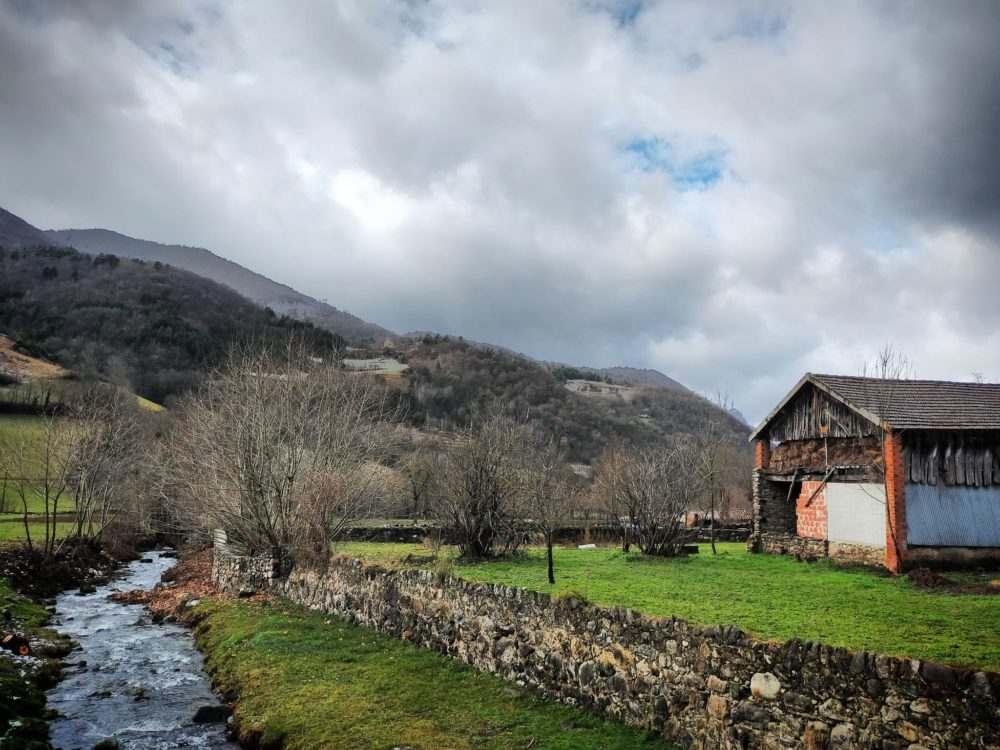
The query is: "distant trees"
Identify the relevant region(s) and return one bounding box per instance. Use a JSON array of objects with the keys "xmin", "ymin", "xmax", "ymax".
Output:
[
  {"xmin": 551, "ymin": 366, "xmax": 612, "ymax": 384},
  {"xmin": 0, "ymin": 245, "xmax": 345, "ymax": 404},
  {"xmin": 159, "ymin": 341, "xmax": 399, "ymax": 567}
]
